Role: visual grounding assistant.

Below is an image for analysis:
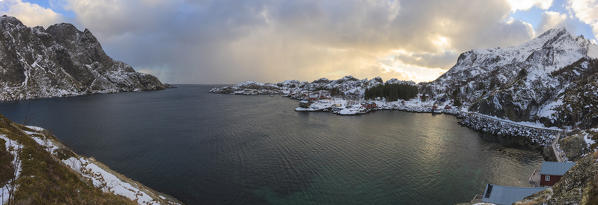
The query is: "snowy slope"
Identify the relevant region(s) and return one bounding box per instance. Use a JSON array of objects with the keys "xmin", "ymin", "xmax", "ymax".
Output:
[{"xmin": 422, "ymin": 27, "xmax": 598, "ymax": 127}]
